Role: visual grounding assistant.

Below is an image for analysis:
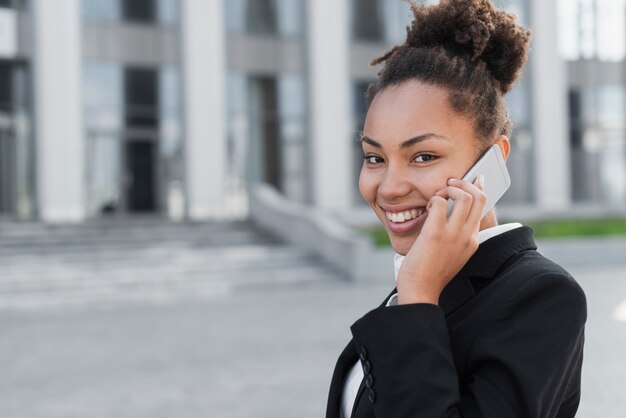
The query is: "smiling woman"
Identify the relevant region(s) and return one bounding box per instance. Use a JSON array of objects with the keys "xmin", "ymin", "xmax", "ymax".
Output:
[{"xmin": 326, "ymin": 1, "xmax": 587, "ymax": 418}]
